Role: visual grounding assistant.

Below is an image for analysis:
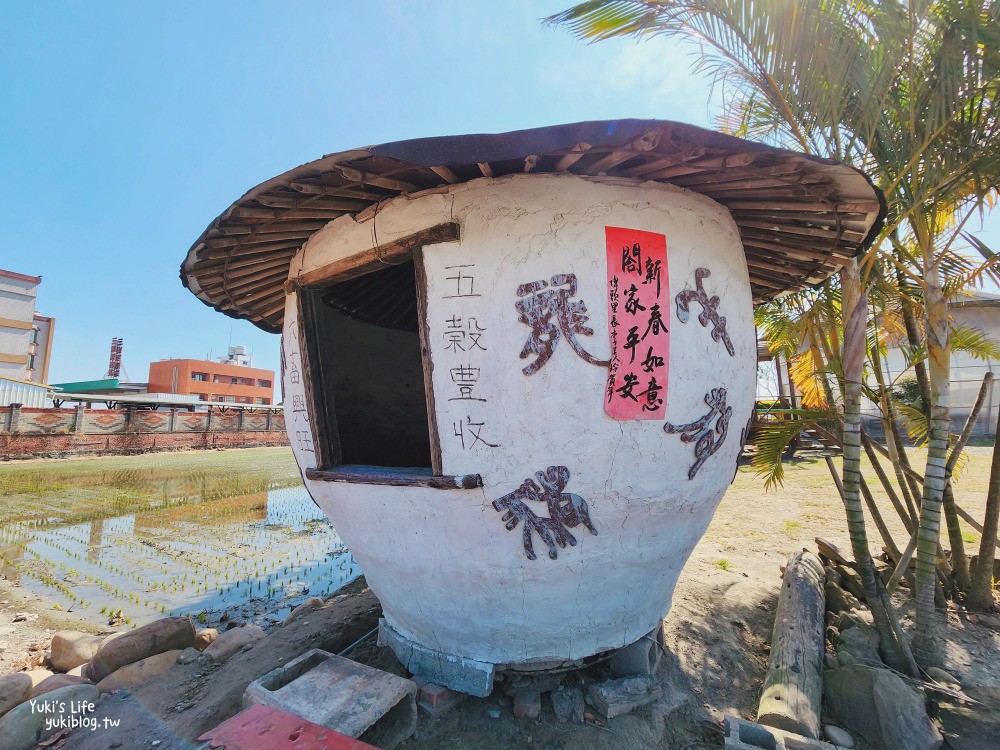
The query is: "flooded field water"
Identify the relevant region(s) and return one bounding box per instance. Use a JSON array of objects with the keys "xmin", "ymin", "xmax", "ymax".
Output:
[{"xmin": 0, "ymin": 447, "xmax": 359, "ymax": 628}]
